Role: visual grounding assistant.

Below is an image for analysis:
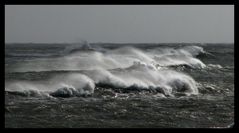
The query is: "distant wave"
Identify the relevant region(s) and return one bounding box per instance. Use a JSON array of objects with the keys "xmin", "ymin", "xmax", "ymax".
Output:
[
  {"xmin": 61, "ymin": 41, "xmax": 98, "ymax": 55},
  {"xmin": 10, "ymin": 45, "xmax": 209, "ymax": 72}
]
